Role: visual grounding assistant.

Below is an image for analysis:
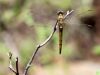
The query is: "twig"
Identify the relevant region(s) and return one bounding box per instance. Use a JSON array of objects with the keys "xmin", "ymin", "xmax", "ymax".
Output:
[
  {"xmin": 64, "ymin": 10, "xmax": 74, "ymax": 20},
  {"xmin": 23, "ymin": 20, "xmax": 58, "ymax": 75},
  {"xmin": 16, "ymin": 57, "xmax": 19, "ymax": 75},
  {"xmin": 23, "ymin": 10, "xmax": 74, "ymax": 75},
  {"xmin": 8, "ymin": 52, "xmax": 16, "ymax": 74},
  {"xmin": 8, "ymin": 52, "xmax": 19, "ymax": 75},
  {"xmin": 8, "ymin": 10, "xmax": 73, "ymax": 75},
  {"xmin": 9, "ymin": 65, "xmax": 16, "ymax": 74}
]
